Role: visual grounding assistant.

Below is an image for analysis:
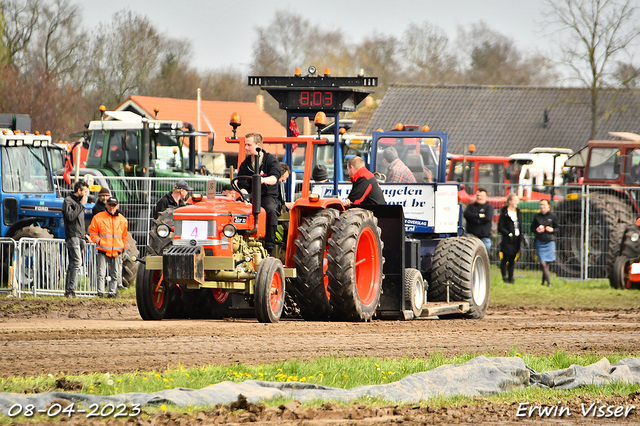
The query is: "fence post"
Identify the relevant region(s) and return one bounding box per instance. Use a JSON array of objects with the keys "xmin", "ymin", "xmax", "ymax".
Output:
[{"xmin": 582, "ymin": 185, "xmax": 588, "ymax": 280}]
